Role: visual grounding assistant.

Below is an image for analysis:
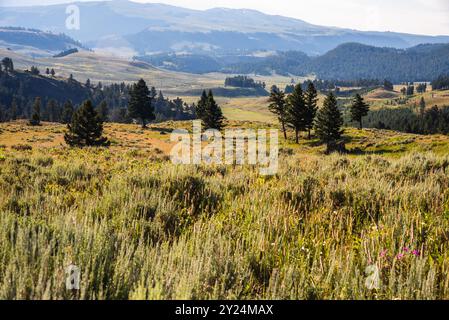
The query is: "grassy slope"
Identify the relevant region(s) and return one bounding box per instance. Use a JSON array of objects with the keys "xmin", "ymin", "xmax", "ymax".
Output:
[{"xmin": 1, "ymin": 121, "xmax": 449, "ymax": 299}]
